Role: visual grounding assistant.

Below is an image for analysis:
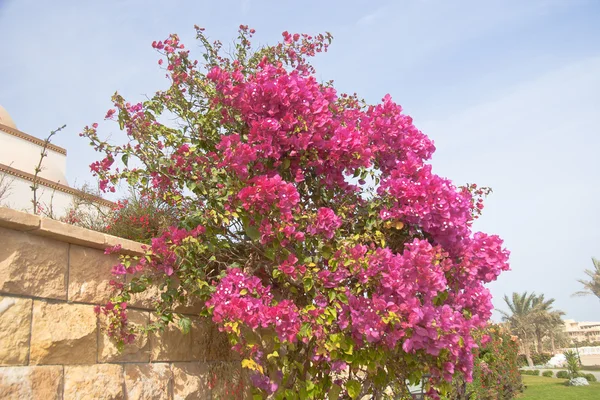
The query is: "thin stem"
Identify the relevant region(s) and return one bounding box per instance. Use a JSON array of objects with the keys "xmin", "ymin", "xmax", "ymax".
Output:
[{"xmin": 31, "ymin": 124, "xmax": 66, "ymax": 214}]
